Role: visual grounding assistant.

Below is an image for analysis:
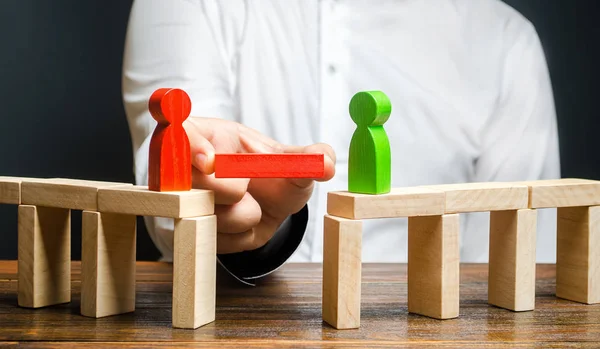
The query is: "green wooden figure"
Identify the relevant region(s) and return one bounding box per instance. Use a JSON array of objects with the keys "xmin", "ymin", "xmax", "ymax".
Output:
[{"xmin": 348, "ymin": 91, "xmax": 391, "ymax": 194}]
